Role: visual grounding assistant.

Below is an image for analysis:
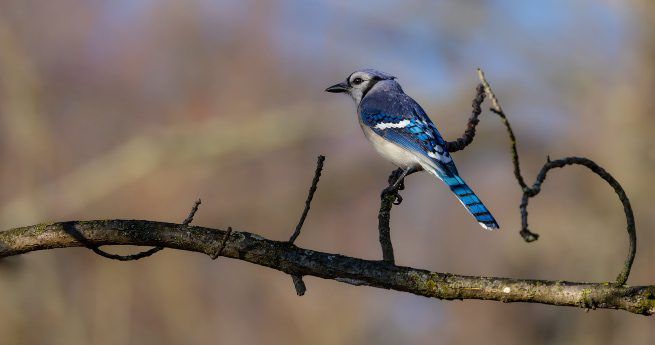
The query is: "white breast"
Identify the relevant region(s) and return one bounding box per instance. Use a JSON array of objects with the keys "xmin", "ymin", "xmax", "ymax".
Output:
[{"xmin": 361, "ymin": 125, "xmax": 422, "ymax": 169}]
